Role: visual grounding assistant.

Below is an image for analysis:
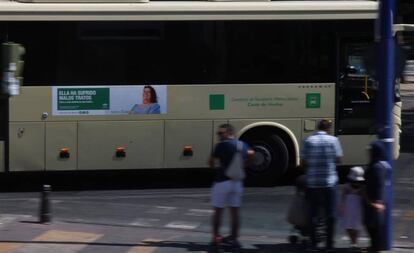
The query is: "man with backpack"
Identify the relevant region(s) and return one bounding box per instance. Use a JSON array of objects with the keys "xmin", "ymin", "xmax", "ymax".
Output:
[{"xmin": 208, "ymin": 124, "xmax": 254, "ymax": 249}]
